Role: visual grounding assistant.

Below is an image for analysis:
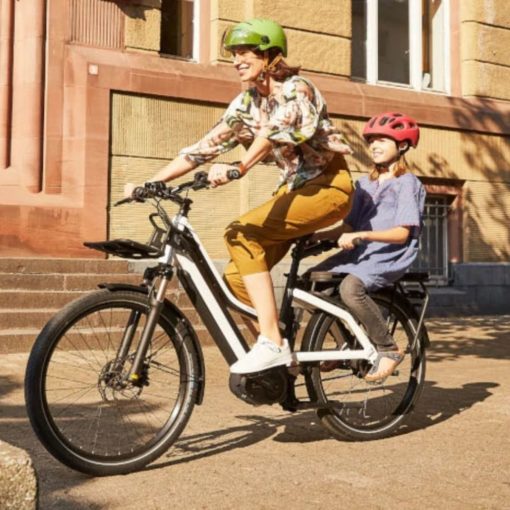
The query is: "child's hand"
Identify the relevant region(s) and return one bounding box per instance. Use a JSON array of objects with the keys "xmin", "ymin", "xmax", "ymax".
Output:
[{"xmin": 338, "ymin": 232, "xmax": 361, "ymax": 250}]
